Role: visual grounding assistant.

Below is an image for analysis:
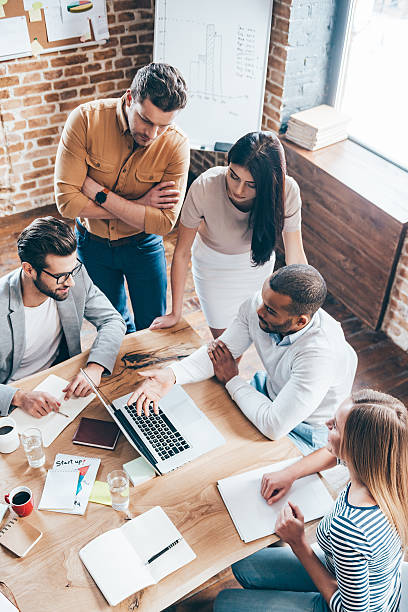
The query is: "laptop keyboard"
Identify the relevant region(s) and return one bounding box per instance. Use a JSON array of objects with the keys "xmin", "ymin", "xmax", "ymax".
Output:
[{"xmin": 124, "ymin": 404, "xmax": 191, "ymax": 461}]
